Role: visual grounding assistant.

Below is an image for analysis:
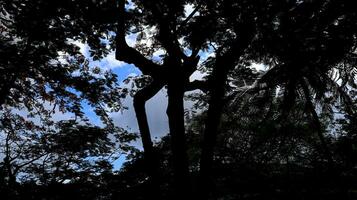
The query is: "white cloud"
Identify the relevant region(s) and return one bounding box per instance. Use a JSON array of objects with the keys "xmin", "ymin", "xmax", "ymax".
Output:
[
  {"xmin": 70, "ymin": 40, "xmax": 91, "ymax": 58},
  {"xmin": 145, "ymin": 89, "xmax": 169, "ymax": 139},
  {"xmin": 153, "ymin": 49, "xmax": 165, "ymax": 58},
  {"xmin": 184, "ymin": 4, "xmax": 199, "ymax": 18},
  {"xmin": 125, "ymin": 33, "xmax": 137, "ymax": 47},
  {"xmin": 189, "ymin": 70, "xmax": 207, "ymax": 82},
  {"xmin": 250, "ymin": 63, "xmax": 266, "ymax": 71},
  {"xmin": 125, "ymin": 0, "xmax": 136, "ymax": 10},
  {"xmin": 90, "ymin": 50, "xmax": 127, "ymax": 70},
  {"xmin": 69, "ymin": 39, "xmax": 127, "ymax": 70},
  {"xmin": 110, "ymin": 89, "xmax": 169, "ymax": 140}
]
